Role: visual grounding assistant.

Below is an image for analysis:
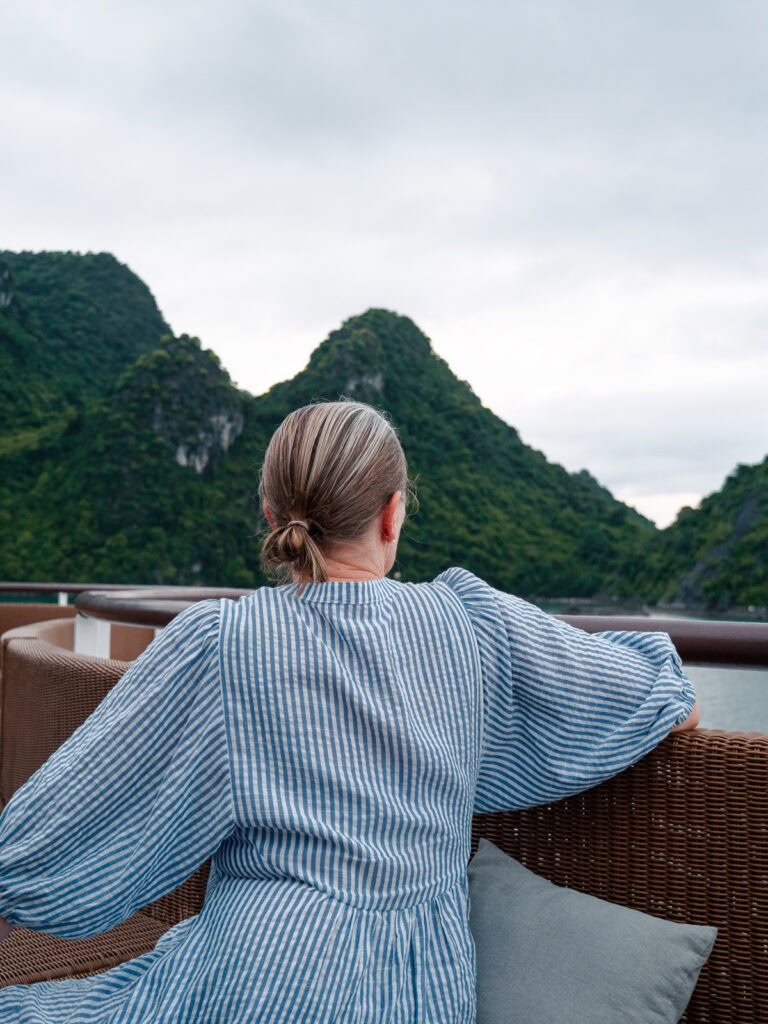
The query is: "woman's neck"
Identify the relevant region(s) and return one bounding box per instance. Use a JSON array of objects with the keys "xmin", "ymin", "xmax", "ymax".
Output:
[{"xmin": 294, "ymin": 551, "xmax": 387, "ymax": 583}]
